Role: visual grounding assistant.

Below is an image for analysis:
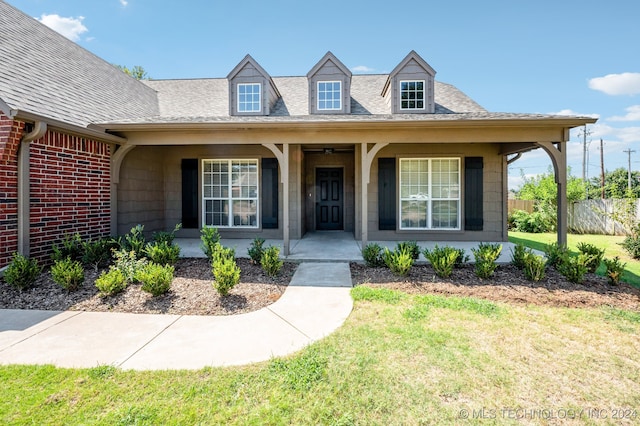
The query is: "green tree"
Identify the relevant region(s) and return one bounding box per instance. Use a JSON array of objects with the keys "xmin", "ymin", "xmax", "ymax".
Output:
[
  {"xmin": 115, "ymin": 65, "xmax": 149, "ymax": 80},
  {"xmin": 586, "ymin": 168, "xmax": 640, "ymax": 199}
]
